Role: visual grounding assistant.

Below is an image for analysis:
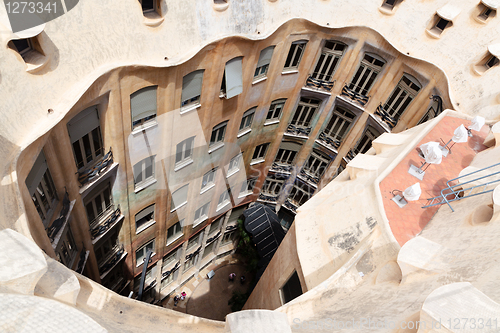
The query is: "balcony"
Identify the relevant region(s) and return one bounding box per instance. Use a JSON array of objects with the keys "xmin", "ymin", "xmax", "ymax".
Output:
[
  {"xmin": 77, "ymin": 148, "xmax": 118, "ymax": 195},
  {"xmin": 283, "ymin": 199, "xmax": 298, "ymax": 214},
  {"xmin": 270, "ymin": 162, "xmax": 293, "ymax": 175},
  {"xmin": 258, "ymin": 193, "xmax": 278, "ymax": 204},
  {"xmin": 76, "ymin": 245, "xmax": 90, "ymax": 275},
  {"xmin": 284, "ymin": 124, "xmax": 311, "ymax": 138},
  {"xmin": 374, "ymin": 104, "xmax": 397, "ymax": 130},
  {"xmin": 91, "ymin": 205, "xmax": 124, "ymax": 244},
  {"xmin": 297, "ymin": 169, "xmax": 320, "ymax": 187},
  {"xmin": 46, "ymin": 191, "xmax": 76, "ymax": 250},
  {"xmin": 316, "ymin": 131, "xmax": 341, "ymax": 152},
  {"xmin": 99, "ymin": 245, "xmax": 127, "ymax": 280},
  {"xmin": 343, "ymin": 149, "xmax": 358, "ymax": 163},
  {"xmin": 303, "ymin": 75, "xmax": 335, "ymax": 94},
  {"xmin": 340, "ymin": 84, "xmax": 369, "ymax": 107}
]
